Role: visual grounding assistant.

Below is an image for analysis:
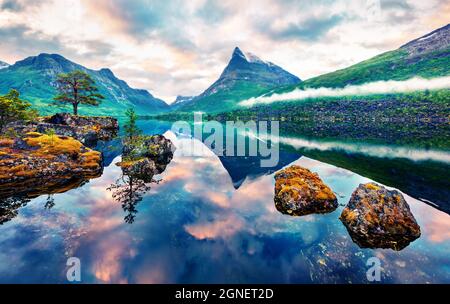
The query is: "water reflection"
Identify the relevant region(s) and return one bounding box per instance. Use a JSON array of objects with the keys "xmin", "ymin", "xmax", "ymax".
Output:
[
  {"xmin": 108, "ymin": 174, "xmax": 153, "ymax": 224},
  {"xmin": 277, "ymin": 136, "xmax": 450, "ymax": 216},
  {"xmin": 0, "ymin": 121, "xmax": 448, "ymax": 283},
  {"xmin": 0, "ymin": 196, "xmax": 30, "ymax": 225},
  {"xmin": 107, "ymin": 135, "xmax": 174, "ymax": 224}
]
